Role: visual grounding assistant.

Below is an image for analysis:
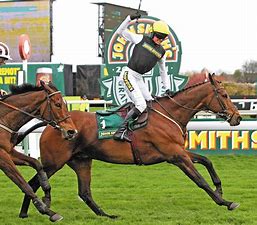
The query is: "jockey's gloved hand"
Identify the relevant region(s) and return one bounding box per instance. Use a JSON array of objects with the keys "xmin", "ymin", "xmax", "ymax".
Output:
[
  {"xmin": 130, "ymin": 12, "xmax": 141, "ymax": 20},
  {"xmin": 0, "ymin": 89, "xmax": 7, "ymax": 96}
]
